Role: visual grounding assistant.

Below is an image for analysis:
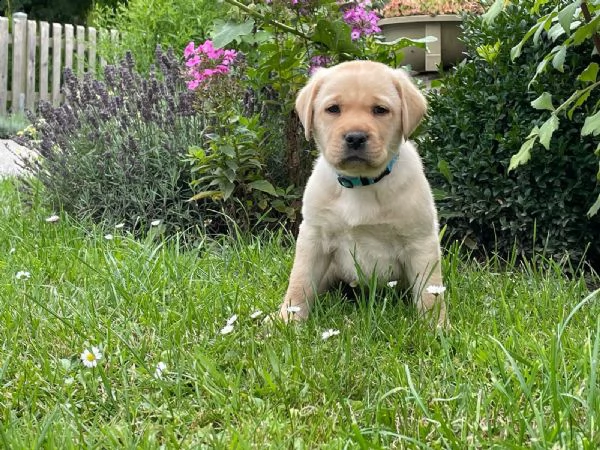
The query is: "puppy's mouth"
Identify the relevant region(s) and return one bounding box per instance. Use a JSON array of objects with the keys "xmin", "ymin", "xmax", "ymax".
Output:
[
  {"xmin": 336, "ymin": 154, "xmax": 382, "ymax": 174},
  {"xmin": 341, "ymin": 155, "xmax": 368, "ymax": 164}
]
